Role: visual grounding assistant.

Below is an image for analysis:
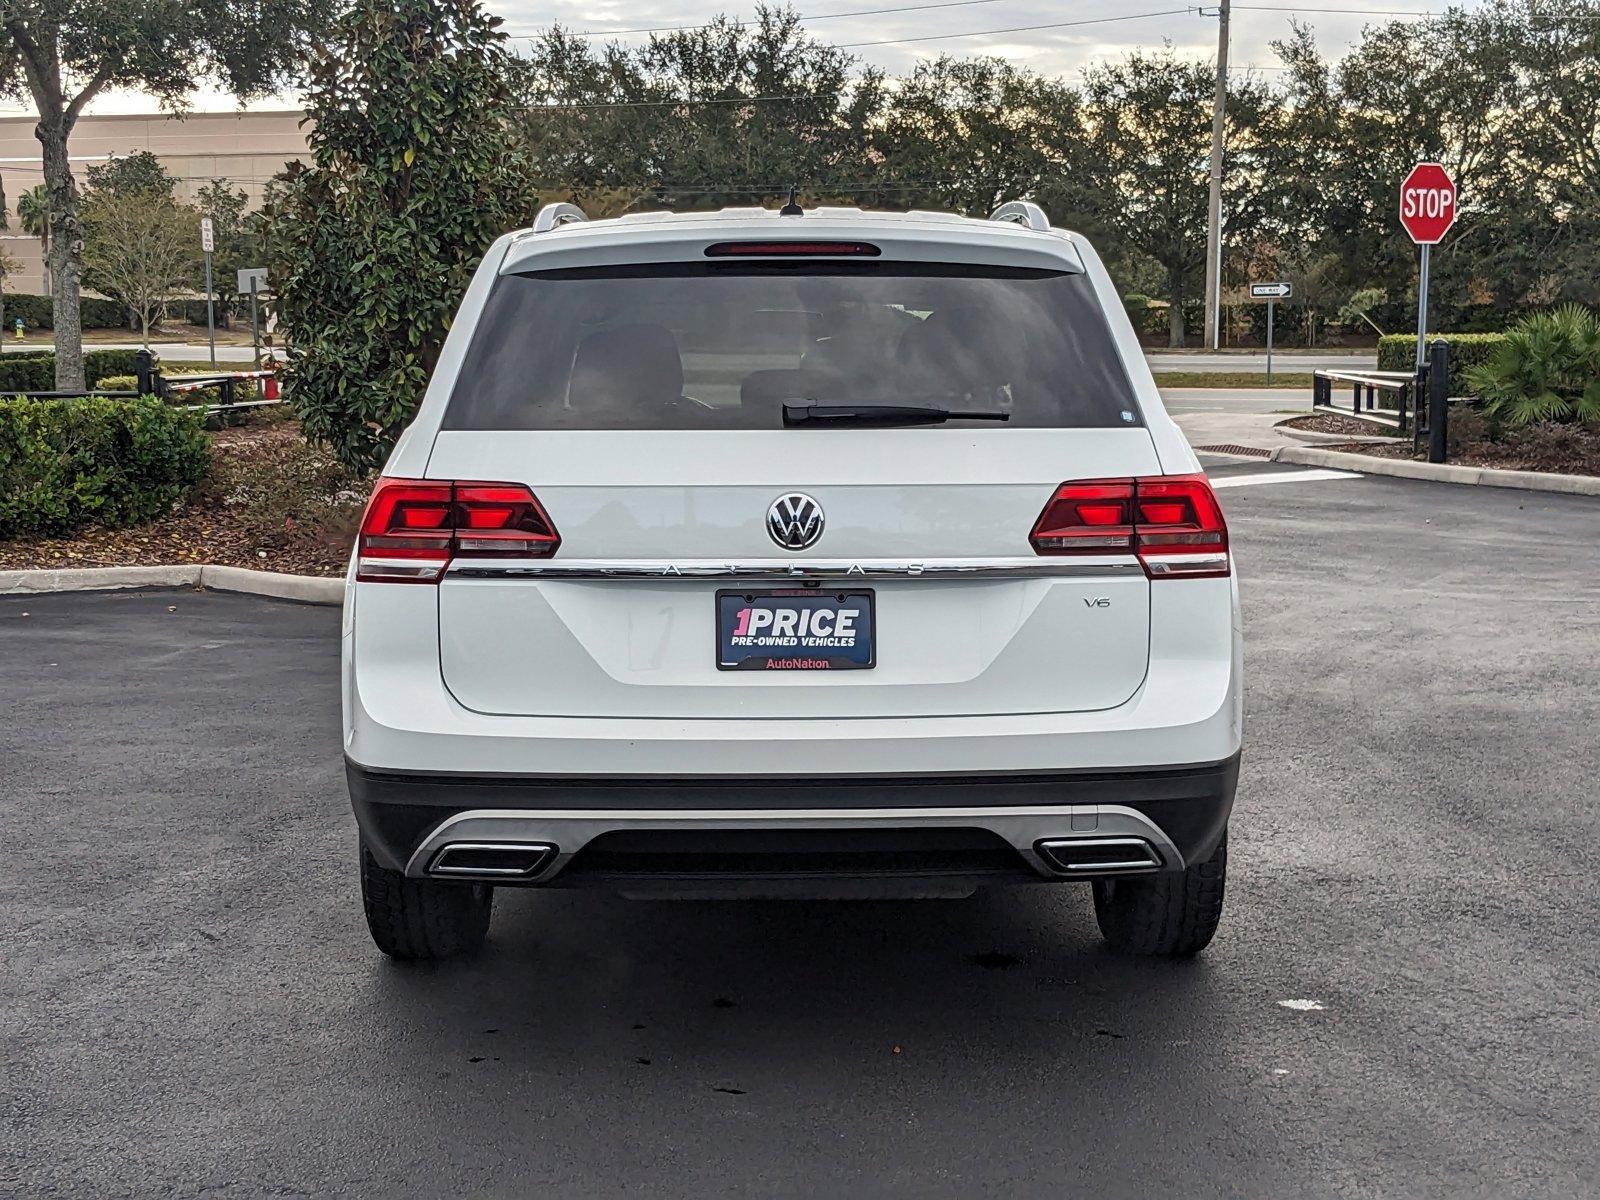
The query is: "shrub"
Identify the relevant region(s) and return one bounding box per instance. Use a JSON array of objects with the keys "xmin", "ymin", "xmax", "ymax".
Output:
[
  {"xmin": 0, "ymin": 293, "xmax": 127, "ymax": 330},
  {"xmin": 85, "ymin": 348, "xmax": 142, "ymax": 382},
  {"xmin": 1465, "ymin": 304, "xmax": 1600, "ymax": 428},
  {"xmin": 269, "ymin": 0, "xmax": 537, "ymax": 472},
  {"xmin": 0, "ymin": 354, "xmax": 57, "ymax": 391},
  {"xmin": 90, "ymin": 375, "xmax": 145, "ymax": 394},
  {"xmin": 0, "ymin": 395, "xmax": 209, "ymax": 536},
  {"xmin": 0, "ymin": 348, "xmax": 148, "ymax": 392},
  {"xmin": 1377, "ymin": 332, "xmax": 1507, "ymax": 396}
]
